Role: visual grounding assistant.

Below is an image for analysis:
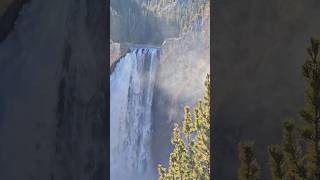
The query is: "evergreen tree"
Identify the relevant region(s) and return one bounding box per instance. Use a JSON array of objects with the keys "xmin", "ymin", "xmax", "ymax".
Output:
[
  {"xmin": 238, "ymin": 142, "xmax": 260, "ymax": 180},
  {"xmin": 158, "ymin": 74, "xmax": 210, "ymax": 180},
  {"xmin": 268, "ymin": 119, "xmax": 307, "ymax": 180},
  {"xmin": 266, "ymin": 38, "xmax": 320, "ymax": 180},
  {"xmin": 268, "ymin": 144, "xmax": 284, "ymax": 180},
  {"xmin": 300, "ymin": 37, "xmax": 320, "ymax": 179},
  {"xmin": 282, "ymin": 120, "xmax": 306, "ymax": 179}
]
